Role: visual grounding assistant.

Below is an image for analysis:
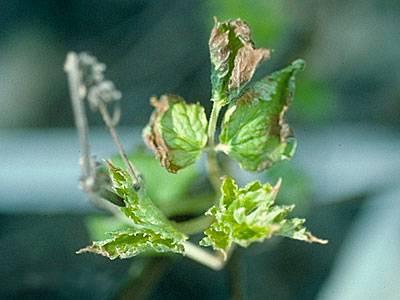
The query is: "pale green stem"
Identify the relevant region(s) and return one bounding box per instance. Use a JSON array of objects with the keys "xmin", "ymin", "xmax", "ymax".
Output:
[
  {"xmin": 207, "ymin": 101, "xmax": 223, "ymax": 193},
  {"xmin": 183, "ymin": 241, "xmax": 225, "ymax": 271}
]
